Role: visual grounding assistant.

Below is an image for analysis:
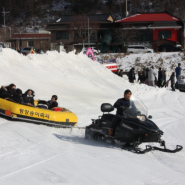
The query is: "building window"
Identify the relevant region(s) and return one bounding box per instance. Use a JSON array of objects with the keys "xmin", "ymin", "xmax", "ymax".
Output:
[
  {"xmin": 158, "ymin": 31, "xmax": 171, "ymax": 39},
  {"xmin": 56, "ymin": 31, "xmax": 69, "ymax": 40},
  {"xmin": 28, "ymin": 41, "xmax": 34, "ymax": 47},
  {"xmin": 135, "ymin": 30, "xmax": 153, "ymax": 42}
]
